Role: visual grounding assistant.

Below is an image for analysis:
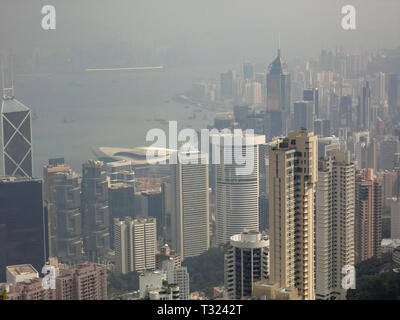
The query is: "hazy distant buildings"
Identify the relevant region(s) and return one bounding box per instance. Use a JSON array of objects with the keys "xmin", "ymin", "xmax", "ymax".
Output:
[
  {"xmin": 379, "ymin": 136, "xmax": 400, "ymax": 171},
  {"xmin": 355, "ymin": 169, "xmax": 383, "ymax": 263},
  {"xmin": 81, "ymin": 160, "xmax": 110, "ymax": 263},
  {"xmin": 0, "ymin": 177, "xmax": 46, "ymax": 282},
  {"xmin": 339, "ymin": 95, "xmax": 353, "ymax": 128},
  {"xmin": 220, "ymin": 70, "xmax": 235, "ymax": 100},
  {"xmin": 391, "ymin": 200, "xmax": 400, "ymax": 240},
  {"xmin": 269, "ymin": 130, "xmax": 317, "ymax": 300},
  {"xmin": 243, "ymin": 62, "xmax": 255, "ymax": 80},
  {"xmin": 357, "ymin": 82, "xmax": 371, "ymax": 131},
  {"xmin": 224, "ymin": 230, "xmax": 269, "ymax": 299},
  {"xmin": 314, "ymin": 119, "xmax": 331, "ymax": 137},
  {"xmin": 316, "ymin": 151, "xmax": 355, "ymax": 300},
  {"xmin": 388, "ymin": 73, "xmax": 400, "ymax": 114},
  {"xmin": 293, "ymin": 100, "xmax": 314, "ymax": 132},
  {"xmin": 114, "ymin": 217, "xmax": 156, "ymax": 274},
  {"xmin": 0, "ymin": 88, "xmax": 33, "ymax": 177},
  {"xmin": 303, "ymin": 88, "xmax": 319, "ymax": 117},
  {"xmin": 318, "ymin": 136, "xmax": 340, "ymax": 158}
]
